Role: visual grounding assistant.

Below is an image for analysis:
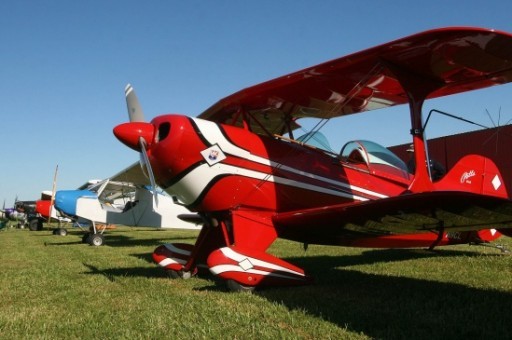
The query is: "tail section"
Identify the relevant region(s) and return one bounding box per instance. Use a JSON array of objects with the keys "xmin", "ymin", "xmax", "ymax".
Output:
[
  {"xmin": 437, "ymin": 155, "xmax": 512, "ymax": 239},
  {"xmin": 435, "ymin": 154, "xmax": 508, "ymax": 199}
]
